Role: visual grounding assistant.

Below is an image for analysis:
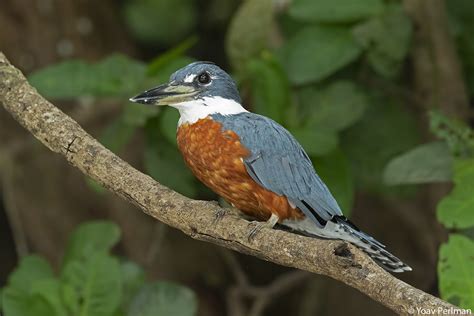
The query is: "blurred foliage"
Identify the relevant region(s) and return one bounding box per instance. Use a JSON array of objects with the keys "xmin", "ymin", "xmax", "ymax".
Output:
[
  {"xmin": 24, "ymin": 0, "xmax": 474, "ymax": 310},
  {"xmin": 0, "ymin": 221, "xmax": 197, "ymax": 316},
  {"xmin": 29, "ymin": 55, "xmax": 146, "ymax": 98},
  {"xmin": 424, "ymin": 113, "xmax": 474, "ymax": 309},
  {"xmin": 447, "ymin": 0, "xmax": 474, "ymax": 97},
  {"xmin": 122, "ymin": 0, "xmax": 197, "ymax": 46},
  {"xmin": 289, "ymin": 0, "xmax": 384, "ymax": 23},
  {"xmin": 226, "ymin": 0, "xmax": 274, "ymax": 69},
  {"xmin": 437, "ymin": 159, "xmax": 474, "ymax": 229},
  {"xmin": 28, "ymin": 0, "xmax": 419, "ymax": 217},
  {"xmin": 383, "ymin": 142, "xmax": 453, "ymax": 185},
  {"xmin": 438, "ymin": 234, "xmax": 474, "ymax": 310}
]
